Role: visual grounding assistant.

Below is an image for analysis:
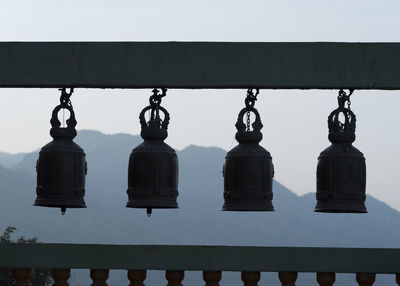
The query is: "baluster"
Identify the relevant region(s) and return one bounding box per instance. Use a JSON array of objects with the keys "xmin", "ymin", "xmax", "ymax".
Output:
[
  {"xmin": 279, "ymin": 272, "xmax": 298, "ymax": 286},
  {"xmin": 356, "ymin": 273, "xmax": 376, "ymax": 286},
  {"xmin": 90, "ymin": 269, "xmax": 109, "ymax": 286},
  {"xmin": 203, "ymin": 271, "xmax": 221, "ymax": 286},
  {"xmin": 128, "ymin": 270, "xmax": 147, "ymax": 286},
  {"xmin": 52, "ymin": 269, "xmax": 71, "ymax": 286},
  {"xmin": 317, "ymin": 272, "xmax": 335, "ymax": 286},
  {"xmin": 241, "ymin": 271, "xmax": 260, "ymax": 286},
  {"xmin": 12, "ymin": 268, "xmax": 31, "ymax": 286},
  {"xmin": 166, "ymin": 270, "xmax": 184, "ymax": 286}
]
